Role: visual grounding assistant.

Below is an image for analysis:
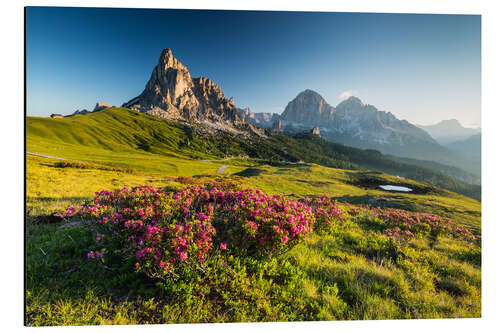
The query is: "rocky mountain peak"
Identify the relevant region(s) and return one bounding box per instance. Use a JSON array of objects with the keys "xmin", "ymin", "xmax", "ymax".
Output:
[
  {"xmin": 122, "ymin": 49, "xmax": 247, "ymax": 128},
  {"xmin": 336, "ymin": 96, "xmax": 364, "ymax": 109},
  {"xmin": 281, "ymin": 89, "xmax": 335, "ymax": 128},
  {"xmin": 158, "ymin": 48, "xmax": 189, "ymax": 72}
]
